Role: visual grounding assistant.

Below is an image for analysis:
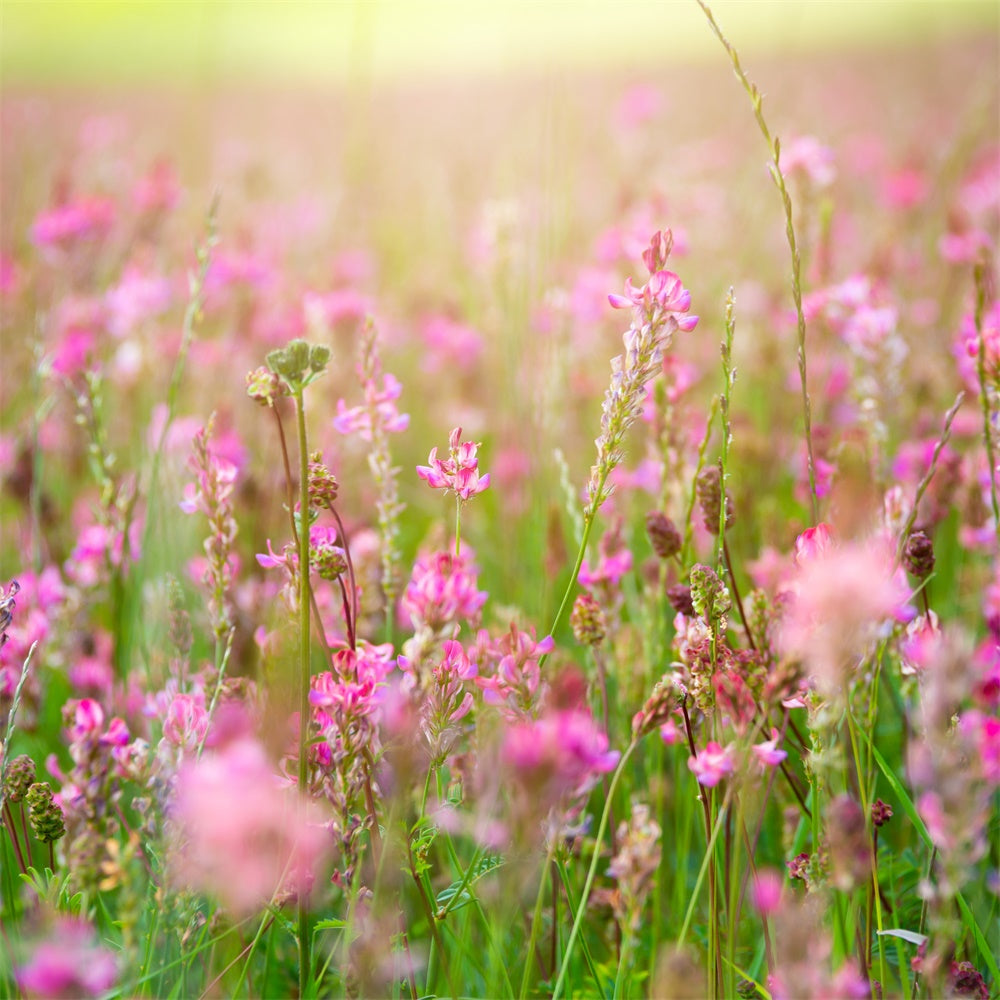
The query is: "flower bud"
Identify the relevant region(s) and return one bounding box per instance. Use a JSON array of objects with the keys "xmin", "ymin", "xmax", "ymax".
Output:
[
  {"xmin": 3, "ymin": 754, "xmax": 36, "ymax": 803},
  {"xmin": 26, "ymin": 782, "xmax": 66, "ymax": 844},
  {"xmin": 666, "ymin": 583, "xmax": 695, "ymax": 616}
]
